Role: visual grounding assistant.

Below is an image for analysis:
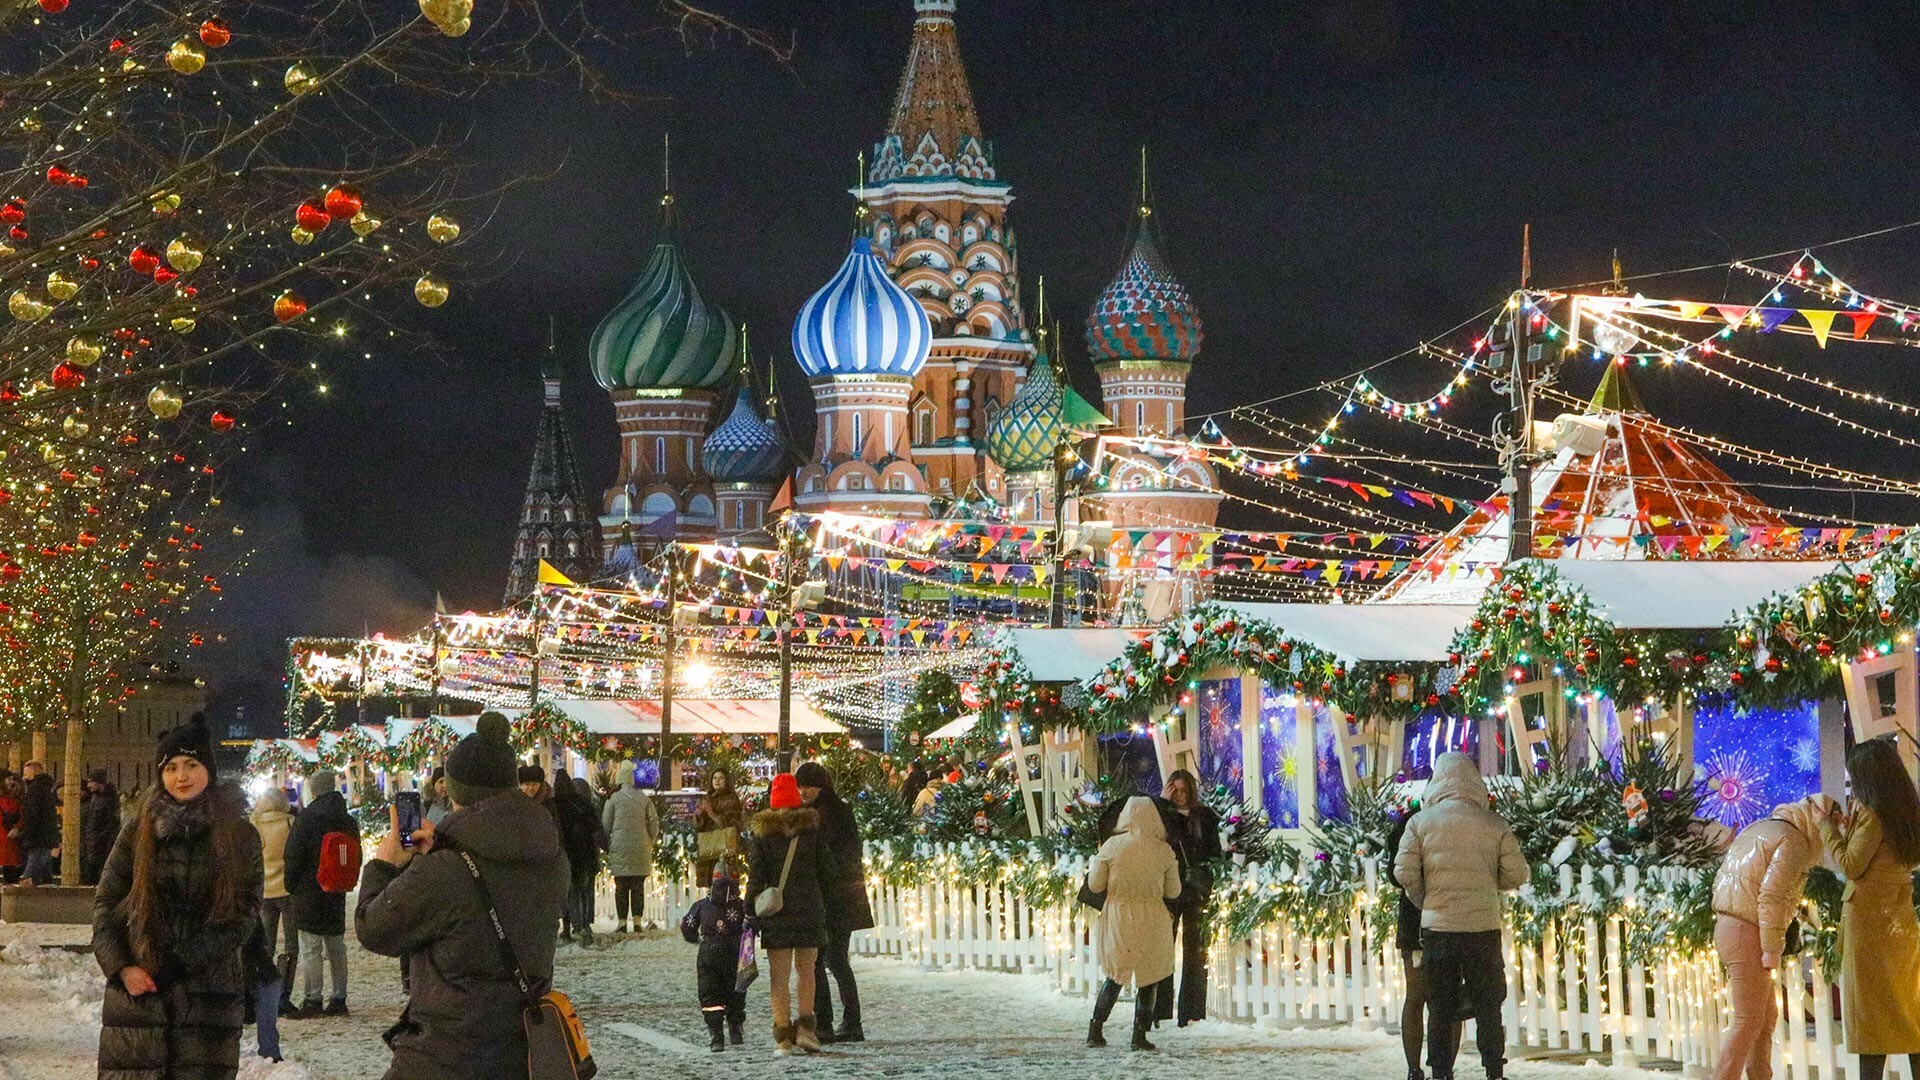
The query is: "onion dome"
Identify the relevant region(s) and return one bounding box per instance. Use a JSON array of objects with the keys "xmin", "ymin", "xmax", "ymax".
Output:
[
  {"xmin": 703, "ymin": 386, "xmax": 786, "ymax": 483},
  {"xmin": 1085, "ymin": 215, "xmax": 1203, "ymax": 363},
  {"xmin": 792, "ymin": 237, "xmax": 932, "ymax": 379},
  {"xmin": 589, "ymin": 239, "xmax": 737, "ymax": 391},
  {"xmin": 986, "ymin": 348, "xmax": 1066, "ymax": 472}
]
